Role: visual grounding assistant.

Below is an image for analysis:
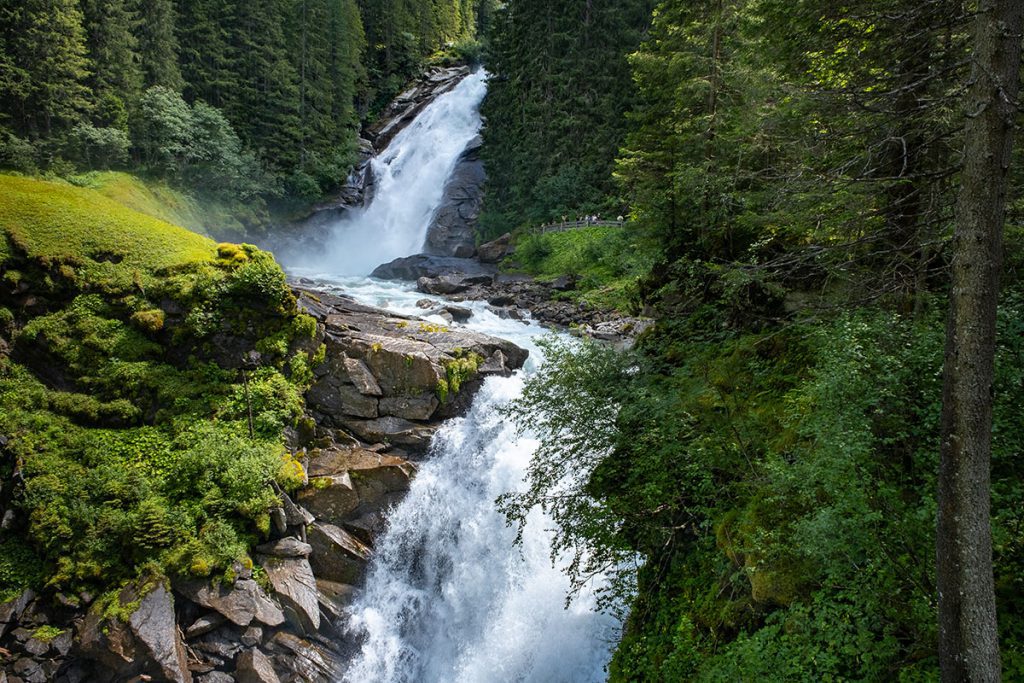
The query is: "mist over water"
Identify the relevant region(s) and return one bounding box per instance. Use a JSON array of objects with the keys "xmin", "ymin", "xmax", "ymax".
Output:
[{"xmin": 287, "ymin": 71, "xmax": 487, "ymax": 276}]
